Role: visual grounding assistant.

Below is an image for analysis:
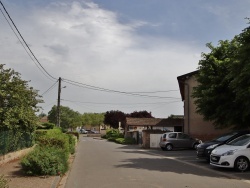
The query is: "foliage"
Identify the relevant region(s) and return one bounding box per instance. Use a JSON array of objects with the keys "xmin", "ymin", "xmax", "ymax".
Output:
[
  {"xmin": 104, "ymin": 110, "xmax": 126, "ymax": 129},
  {"xmin": 36, "ymin": 129, "xmax": 70, "ymax": 154},
  {"xmin": 129, "ymin": 111, "xmax": 154, "ymax": 118},
  {"xmin": 21, "ymin": 146, "xmax": 69, "ymax": 176},
  {"xmin": 0, "ymin": 175, "xmax": 9, "ymax": 188},
  {"xmin": 0, "ymin": 129, "xmax": 34, "ymax": 155},
  {"xmin": 105, "ymin": 129, "xmax": 123, "ymax": 139},
  {"xmin": 104, "ymin": 110, "xmax": 154, "ymax": 129},
  {"xmin": 48, "ymin": 105, "xmax": 82, "ymax": 130},
  {"xmin": 192, "ymin": 24, "xmax": 250, "ymax": 129},
  {"xmin": 81, "ymin": 113, "xmax": 104, "ymax": 127},
  {"xmin": 115, "ymin": 137, "xmax": 136, "ymax": 145},
  {"xmin": 38, "ymin": 122, "xmax": 55, "ymax": 129},
  {"xmin": 0, "ymin": 64, "xmax": 42, "ymax": 131},
  {"xmin": 21, "ymin": 128, "xmax": 76, "ymax": 175},
  {"xmin": 66, "ymin": 131, "xmax": 79, "ymax": 140}
]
